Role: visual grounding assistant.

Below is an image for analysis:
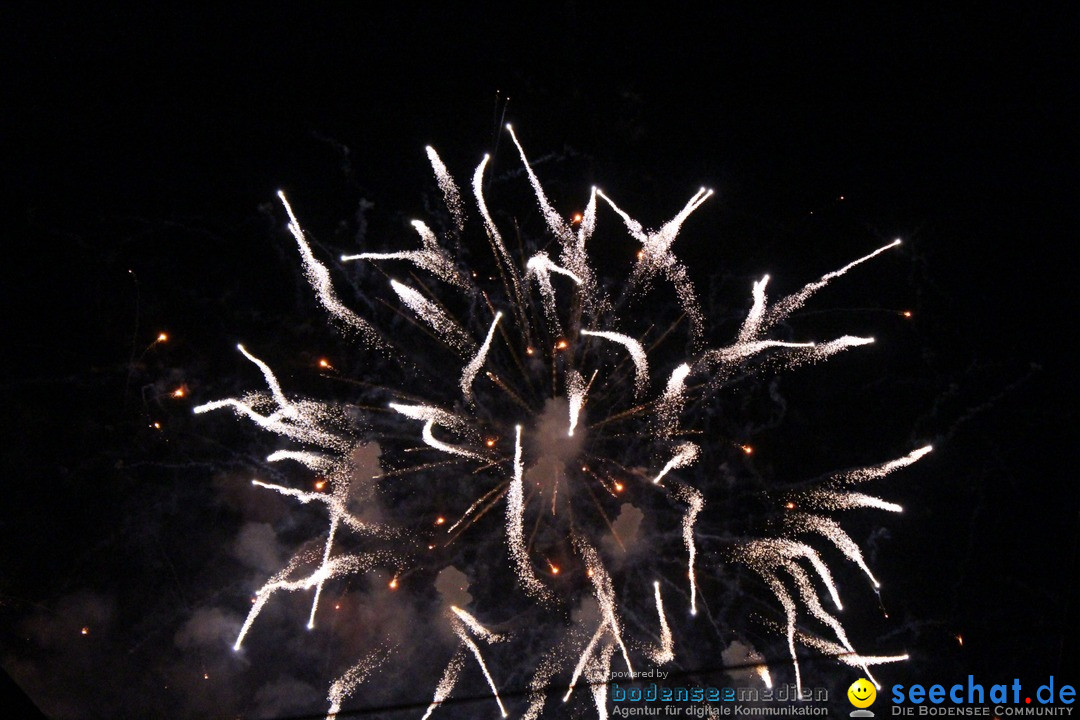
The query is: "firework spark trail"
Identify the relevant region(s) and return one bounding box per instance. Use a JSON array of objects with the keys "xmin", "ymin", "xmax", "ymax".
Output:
[
  {"xmin": 506, "ymin": 125, "xmax": 574, "ymax": 246},
  {"xmin": 233, "ymin": 552, "xmax": 387, "ymax": 651},
  {"xmin": 782, "ymin": 563, "xmax": 855, "ymax": 657},
  {"xmin": 789, "ymin": 629, "xmax": 909, "ymax": 687},
  {"xmin": 596, "ymin": 187, "xmax": 712, "ymax": 339},
  {"xmin": 341, "ymin": 220, "xmax": 469, "ymax": 290},
  {"xmin": 574, "ymin": 536, "xmax": 634, "ymax": 677},
  {"xmin": 425, "ymin": 146, "xmax": 465, "ymax": 233},
  {"xmin": 764, "ymin": 539, "xmax": 843, "ymax": 610},
  {"xmin": 567, "ymin": 370, "xmax": 587, "ymax": 437},
  {"xmin": 522, "ymin": 651, "xmax": 560, "ymax": 720},
  {"xmin": 564, "ymin": 619, "xmax": 608, "ymax": 703},
  {"xmin": 473, "ymin": 156, "xmax": 528, "ymax": 325},
  {"xmin": 651, "ymin": 580, "xmax": 674, "ymax": 663},
  {"xmin": 657, "ymin": 363, "xmax": 692, "ymax": 437},
  {"xmin": 456, "ymin": 624, "xmax": 509, "ymax": 718},
  {"xmin": 800, "ymin": 490, "xmax": 904, "ymax": 513},
  {"xmin": 652, "ymin": 442, "xmax": 700, "ymax": 485},
  {"xmin": 307, "ymin": 514, "xmax": 340, "ymax": 629},
  {"xmin": 507, "ymin": 426, "xmax": 552, "ymax": 600},
  {"xmin": 388, "ymin": 402, "xmax": 489, "ymax": 461},
  {"xmin": 764, "ymin": 573, "xmax": 802, "ymax": 695},
  {"xmin": 587, "ymin": 641, "xmax": 616, "ymax": 720},
  {"xmin": 670, "ymin": 483, "xmax": 704, "ymax": 615},
  {"xmin": 420, "ymin": 648, "xmax": 466, "ymax": 720},
  {"xmin": 828, "ymin": 445, "xmax": 933, "ymax": 487},
  {"xmin": 249, "ymin": 479, "xmax": 388, "ymax": 538},
  {"xmin": 580, "ymin": 329, "xmax": 649, "ymax": 396},
  {"xmin": 737, "ymin": 276, "xmax": 771, "ymax": 344},
  {"xmin": 762, "ymin": 239, "xmax": 903, "ymax": 332},
  {"xmin": 526, "ymin": 252, "xmax": 583, "ymax": 327},
  {"xmin": 450, "ymin": 605, "xmax": 504, "ymax": 644},
  {"xmin": 460, "ymin": 312, "xmax": 502, "ymax": 402},
  {"xmin": 278, "ymin": 191, "xmax": 383, "ymax": 346},
  {"xmin": 325, "ymin": 647, "xmax": 392, "ymax": 720},
  {"xmin": 783, "ymin": 512, "xmax": 882, "ymax": 588},
  {"xmin": 236, "ymin": 343, "xmax": 296, "ymax": 418},
  {"xmin": 390, "ymin": 279, "xmax": 473, "ymax": 351},
  {"xmin": 266, "ymin": 449, "xmax": 334, "ymax": 473}
]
